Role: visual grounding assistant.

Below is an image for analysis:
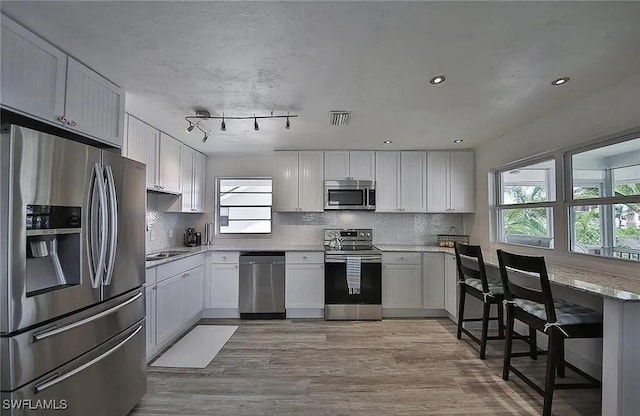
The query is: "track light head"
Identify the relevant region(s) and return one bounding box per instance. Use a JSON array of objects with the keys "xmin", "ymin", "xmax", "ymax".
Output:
[
  {"xmin": 186, "ymin": 122, "xmax": 194, "ymax": 133},
  {"xmin": 202, "ymin": 133, "xmax": 208, "ymax": 143},
  {"xmin": 254, "ymin": 116, "xmax": 259, "ymax": 131},
  {"xmin": 221, "ymin": 114, "xmax": 226, "ymax": 131}
]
